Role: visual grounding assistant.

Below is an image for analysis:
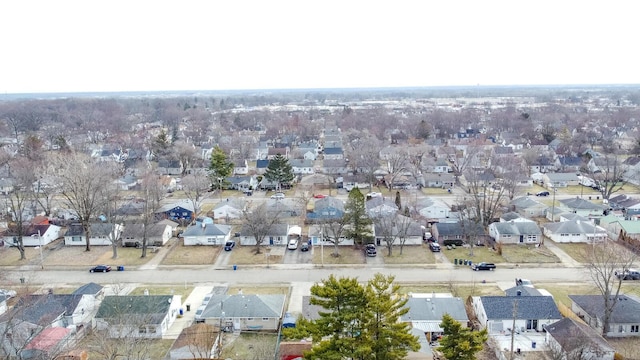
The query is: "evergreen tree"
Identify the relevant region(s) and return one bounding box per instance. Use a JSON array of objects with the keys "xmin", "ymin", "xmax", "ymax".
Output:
[
  {"xmin": 263, "ymin": 153, "xmax": 294, "ymax": 190},
  {"xmin": 208, "ymin": 146, "xmax": 234, "ymax": 192},
  {"xmin": 395, "ymin": 190, "xmax": 402, "ymax": 210},
  {"xmin": 344, "ymin": 188, "xmax": 372, "ymax": 246},
  {"xmin": 283, "ymin": 274, "xmax": 419, "ymax": 360},
  {"xmin": 438, "ymin": 314, "xmax": 488, "ymax": 360}
]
